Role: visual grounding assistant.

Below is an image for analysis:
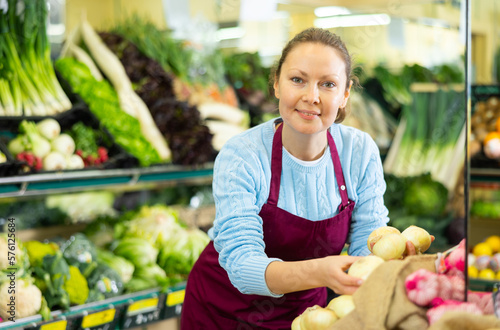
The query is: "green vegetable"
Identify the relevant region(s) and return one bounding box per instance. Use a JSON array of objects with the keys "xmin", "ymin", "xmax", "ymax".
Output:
[
  {"xmin": 54, "ymin": 57, "xmax": 160, "ymax": 166},
  {"xmin": 63, "ymin": 265, "xmax": 89, "ymax": 305},
  {"xmin": 24, "ymin": 240, "xmax": 58, "ymax": 267},
  {"xmin": 384, "ymin": 89, "xmax": 465, "ymax": 185},
  {"xmin": 0, "ymin": 0, "xmax": 71, "ymax": 116},
  {"xmin": 158, "ymin": 228, "xmax": 210, "ymax": 276},
  {"xmin": 68, "ymin": 122, "xmax": 100, "ymax": 159},
  {"xmin": 60, "ymin": 233, "xmax": 98, "ymax": 277},
  {"xmin": 115, "ymin": 204, "xmax": 183, "ymax": 248},
  {"xmin": 132, "ymin": 263, "xmax": 169, "ymax": 290},
  {"xmin": 96, "ymin": 248, "xmax": 134, "ymax": 284},
  {"xmin": 32, "ymin": 251, "xmax": 70, "ymax": 309},
  {"xmin": 111, "ymin": 237, "xmax": 158, "ymax": 268},
  {"xmin": 471, "ymin": 200, "xmax": 500, "ymax": 219},
  {"xmin": 87, "ymin": 263, "xmax": 123, "ymax": 299},
  {"xmin": 124, "ymin": 277, "xmax": 158, "ymax": 293}
]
